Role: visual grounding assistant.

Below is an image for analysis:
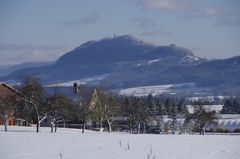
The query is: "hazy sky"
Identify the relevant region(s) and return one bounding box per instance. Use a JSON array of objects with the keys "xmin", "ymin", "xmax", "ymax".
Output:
[{"xmin": 0, "ymin": 0, "xmax": 240, "ymax": 65}]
